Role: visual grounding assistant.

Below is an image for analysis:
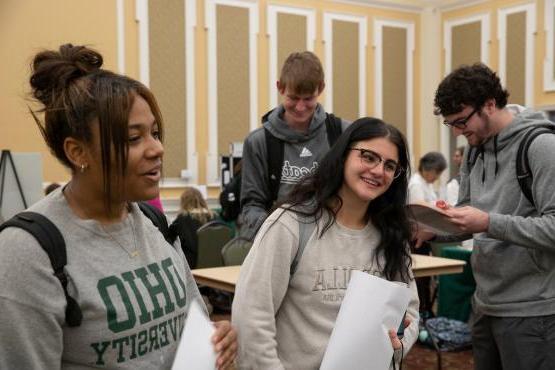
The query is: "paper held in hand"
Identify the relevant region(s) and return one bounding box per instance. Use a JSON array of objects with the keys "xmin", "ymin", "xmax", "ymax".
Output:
[
  {"xmin": 320, "ymin": 271, "xmax": 412, "ymax": 370},
  {"xmin": 408, "ymin": 202, "xmax": 465, "ymax": 236},
  {"xmin": 172, "ymin": 300, "xmax": 216, "ymax": 370}
]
